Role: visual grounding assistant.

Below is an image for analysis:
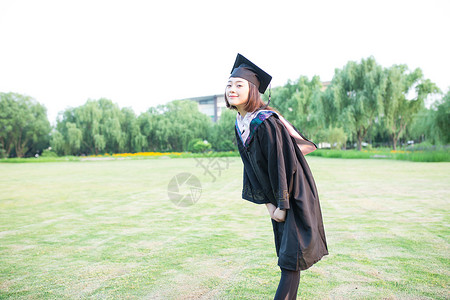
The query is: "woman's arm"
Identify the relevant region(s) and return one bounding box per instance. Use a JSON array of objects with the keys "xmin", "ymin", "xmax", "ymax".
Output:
[{"xmin": 265, "ymin": 203, "xmax": 276, "ymax": 218}]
